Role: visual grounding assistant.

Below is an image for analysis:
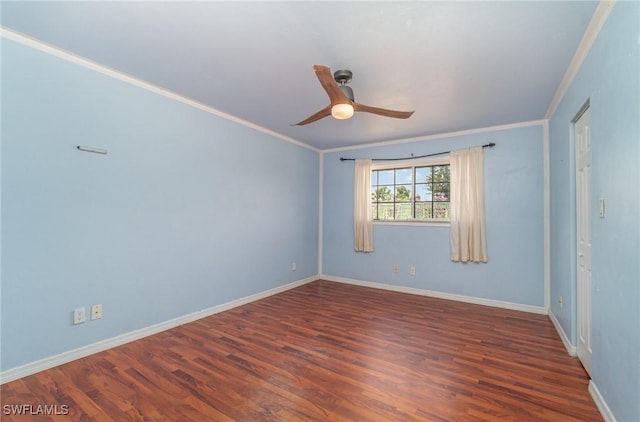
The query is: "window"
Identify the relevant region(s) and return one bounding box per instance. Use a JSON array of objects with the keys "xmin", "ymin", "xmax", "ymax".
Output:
[{"xmin": 371, "ymin": 159, "xmax": 450, "ymax": 222}]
